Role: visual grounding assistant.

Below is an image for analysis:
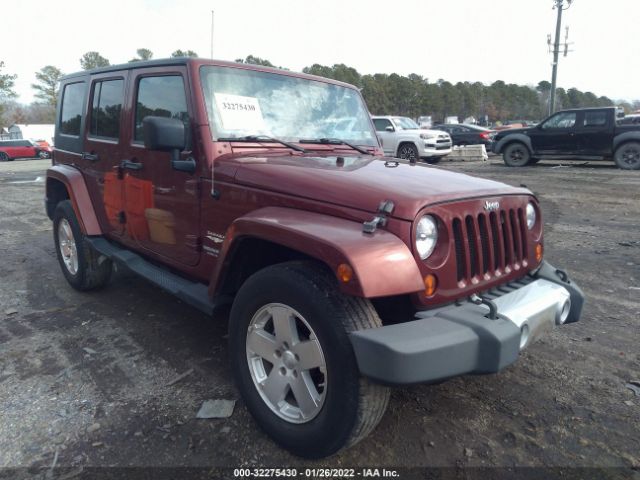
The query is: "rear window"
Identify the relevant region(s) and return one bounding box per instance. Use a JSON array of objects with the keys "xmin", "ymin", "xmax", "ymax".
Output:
[
  {"xmin": 583, "ymin": 111, "xmax": 607, "ymax": 127},
  {"xmin": 90, "ymin": 78, "xmax": 124, "ymax": 139},
  {"xmin": 60, "ymin": 82, "xmax": 85, "ymax": 136}
]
